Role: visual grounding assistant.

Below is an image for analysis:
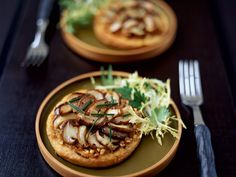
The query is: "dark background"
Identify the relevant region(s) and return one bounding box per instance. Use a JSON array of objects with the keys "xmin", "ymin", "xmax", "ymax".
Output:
[
  {"xmin": 0, "ymin": 0, "xmax": 236, "ymax": 177},
  {"xmin": 1, "ymin": 0, "xmax": 235, "ymax": 105}
]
